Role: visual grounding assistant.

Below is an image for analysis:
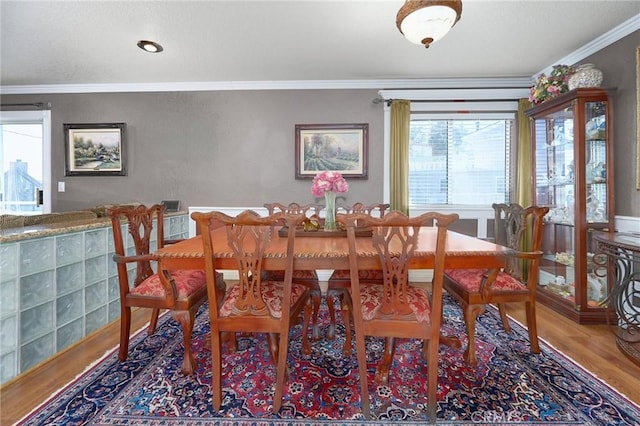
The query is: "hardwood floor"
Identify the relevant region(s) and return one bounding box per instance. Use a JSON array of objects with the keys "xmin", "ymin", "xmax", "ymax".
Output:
[{"xmin": 1, "ymin": 300, "xmax": 639, "ymax": 424}]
